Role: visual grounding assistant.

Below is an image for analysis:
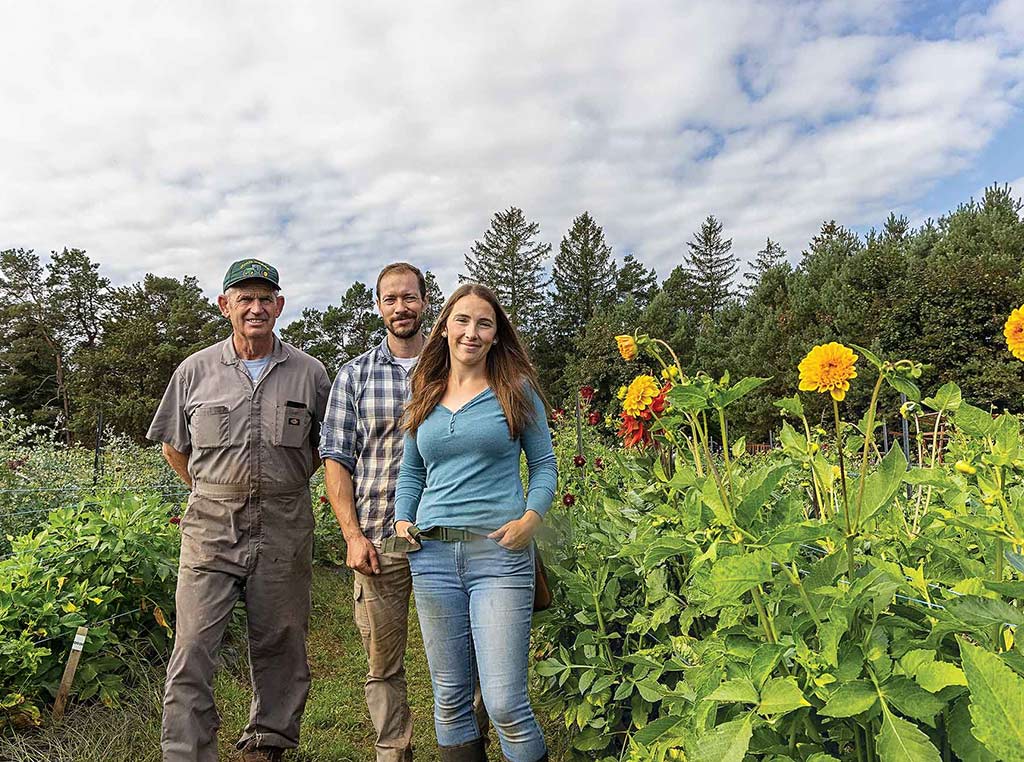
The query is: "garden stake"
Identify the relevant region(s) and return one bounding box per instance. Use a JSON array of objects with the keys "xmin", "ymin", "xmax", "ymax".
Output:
[{"xmin": 52, "ymin": 625, "xmax": 89, "ymax": 722}]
